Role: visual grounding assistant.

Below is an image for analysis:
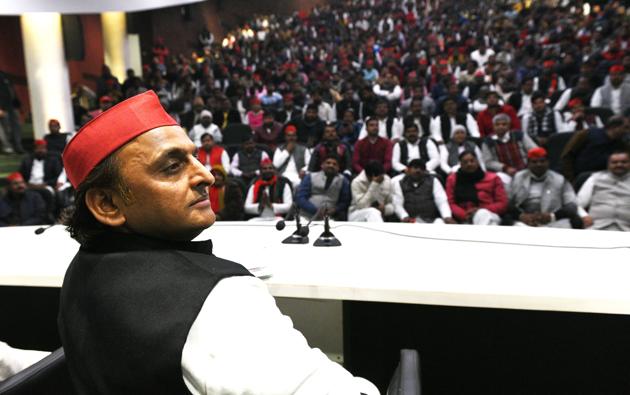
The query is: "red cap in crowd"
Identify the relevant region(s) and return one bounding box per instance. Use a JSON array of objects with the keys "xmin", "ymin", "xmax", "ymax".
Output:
[
  {"xmin": 543, "ymin": 60, "xmax": 556, "ymax": 69},
  {"xmin": 62, "ymin": 90, "xmax": 178, "ymax": 188},
  {"xmin": 527, "ymin": 147, "xmax": 548, "ymax": 159},
  {"xmin": 99, "ymin": 96, "xmax": 113, "ymax": 104},
  {"xmin": 260, "ymin": 158, "xmax": 273, "ymax": 167},
  {"xmin": 34, "ymin": 139, "xmax": 47, "ymax": 146},
  {"xmin": 610, "ymin": 64, "xmax": 625, "ymax": 74},
  {"xmin": 284, "ymin": 125, "xmax": 297, "ymax": 134},
  {"xmin": 7, "ymin": 172, "xmax": 23, "ymax": 182}
]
